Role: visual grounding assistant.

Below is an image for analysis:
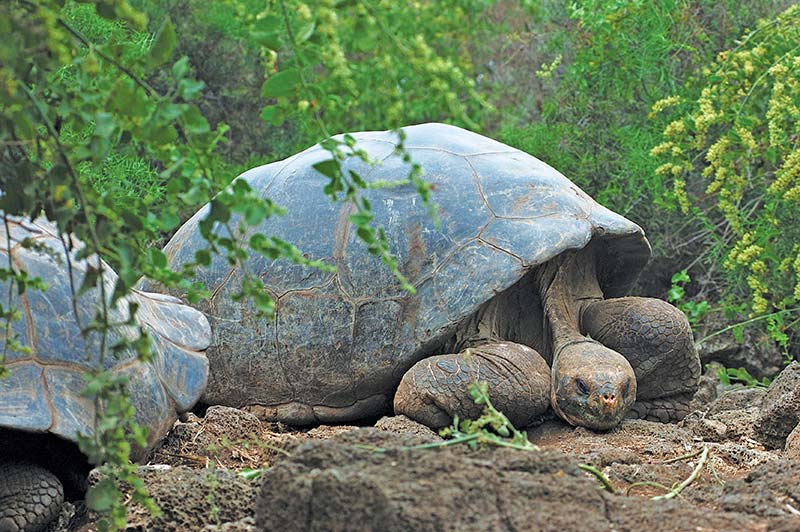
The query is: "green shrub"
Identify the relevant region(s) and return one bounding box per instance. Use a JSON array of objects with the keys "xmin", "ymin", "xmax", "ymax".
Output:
[
  {"xmin": 650, "ymin": 4, "xmax": 800, "ymax": 325},
  {"xmin": 244, "ymin": 0, "xmax": 493, "ymax": 142},
  {"xmin": 497, "ymin": 0, "xmax": 789, "ymax": 216}
]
